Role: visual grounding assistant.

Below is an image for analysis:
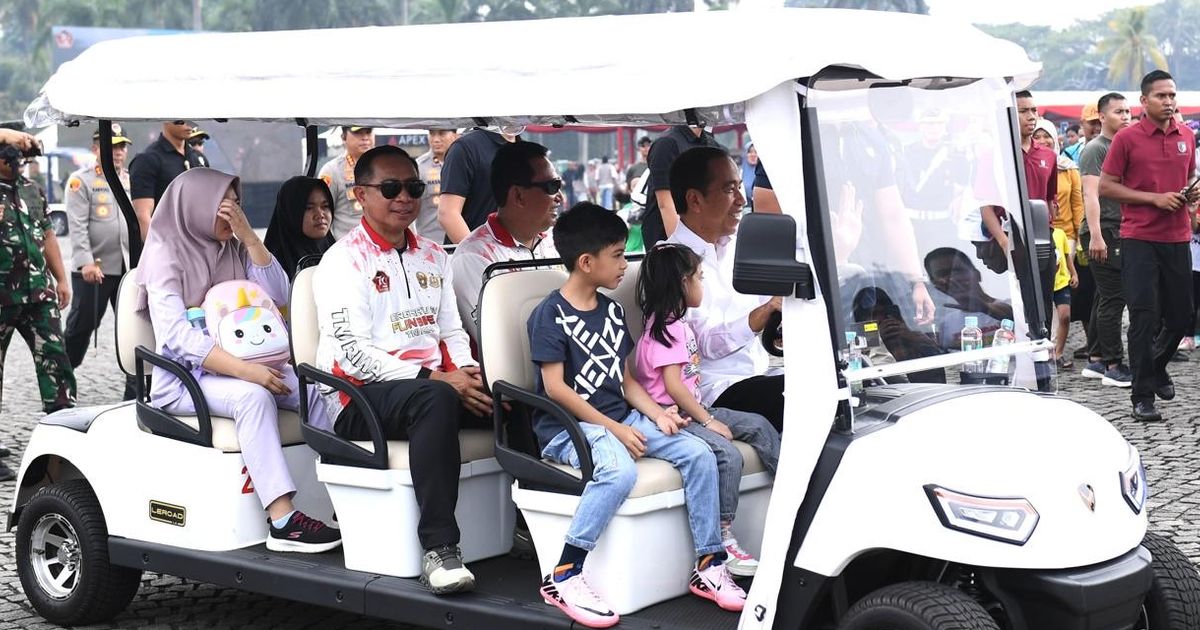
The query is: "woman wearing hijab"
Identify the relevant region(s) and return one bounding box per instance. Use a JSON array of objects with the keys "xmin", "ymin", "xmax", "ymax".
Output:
[
  {"xmin": 263, "ymin": 176, "xmax": 335, "ymax": 279},
  {"xmin": 1033, "ymin": 118, "xmax": 1094, "ymax": 365},
  {"xmin": 137, "ymin": 168, "xmax": 341, "ymax": 553},
  {"xmin": 1033, "ymin": 119, "xmax": 1084, "ymax": 247}
]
